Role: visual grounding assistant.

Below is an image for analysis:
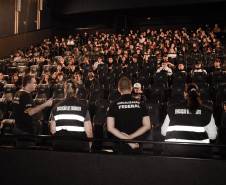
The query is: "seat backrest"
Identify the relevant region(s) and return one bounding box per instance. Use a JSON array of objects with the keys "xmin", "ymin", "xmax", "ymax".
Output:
[
  {"xmin": 4, "ymin": 84, "xmax": 17, "ymax": 94},
  {"xmin": 108, "ymin": 89, "xmax": 120, "ymax": 102},
  {"xmin": 148, "ymin": 84, "xmax": 165, "ymax": 103},
  {"xmin": 192, "ymin": 72, "xmax": 207, "ymax": 83},
  {"xmin": 199, "ymin": 85, "xmax": 211, "ymax": 101},
  {"xmin": 216, "ymin": 84, "xmax": 226, "ymax": 103},
  {"xmin": 153, "ymin": 72, "xmax": 168, "ymax": 87},
  {"xmin": 172, "ymin": 72, "xmax": 187, "ymax": 85},
  {"xmin": 52, "ymin": 83, "xmax": 65, "ymax": 99}
]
